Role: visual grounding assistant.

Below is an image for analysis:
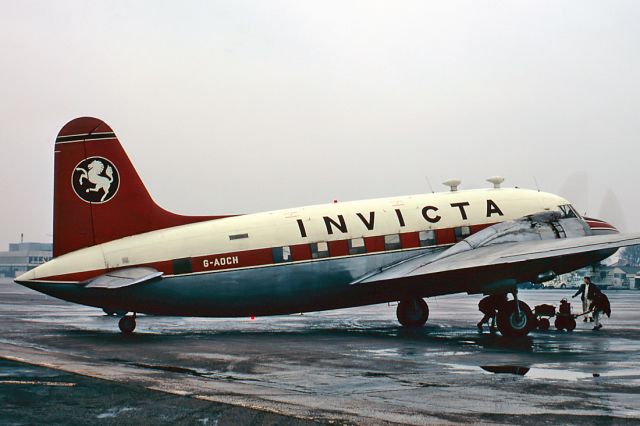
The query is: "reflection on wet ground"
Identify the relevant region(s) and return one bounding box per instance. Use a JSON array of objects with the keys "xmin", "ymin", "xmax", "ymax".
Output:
[
  {"xmin": 1, "ymin": 283, "xmax": 640, "ymax": 424},
  {"xmin": 480, "ymin": 365, "xmax": 530, "ymax": 375}
]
